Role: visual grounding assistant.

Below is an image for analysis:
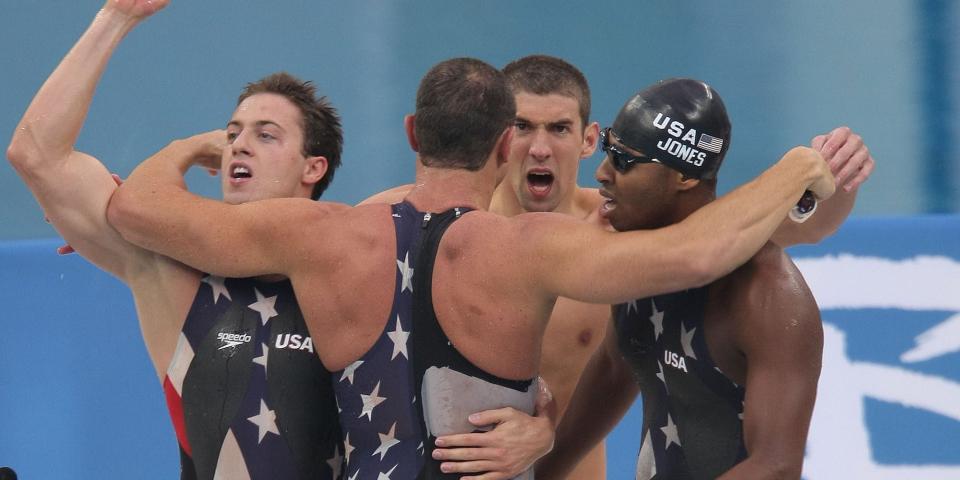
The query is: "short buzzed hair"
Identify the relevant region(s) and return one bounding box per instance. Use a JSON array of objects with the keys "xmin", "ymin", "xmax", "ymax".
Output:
[
  {"xmin": 502, "ymin": 55, "xmax": 591, "ymax": 129},
  {"xmin": 414, "ymin": 58, "xmax": 516, "ymax": 171}
]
